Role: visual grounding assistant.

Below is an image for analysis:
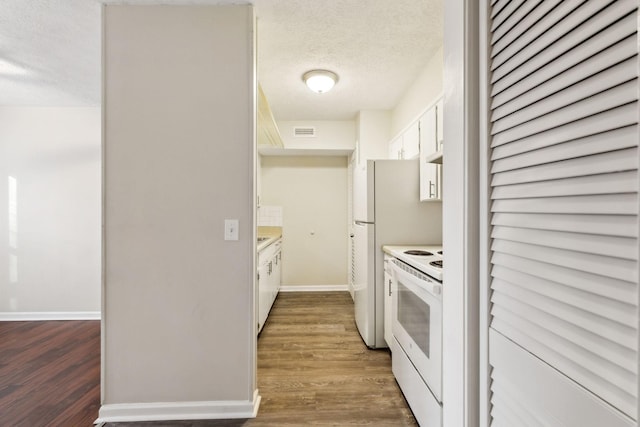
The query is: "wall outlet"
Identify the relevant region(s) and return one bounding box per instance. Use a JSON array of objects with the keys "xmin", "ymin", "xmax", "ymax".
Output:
[{"xmin": 224, "ymin": 219, "xmax": 239, "ymax": 241}]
